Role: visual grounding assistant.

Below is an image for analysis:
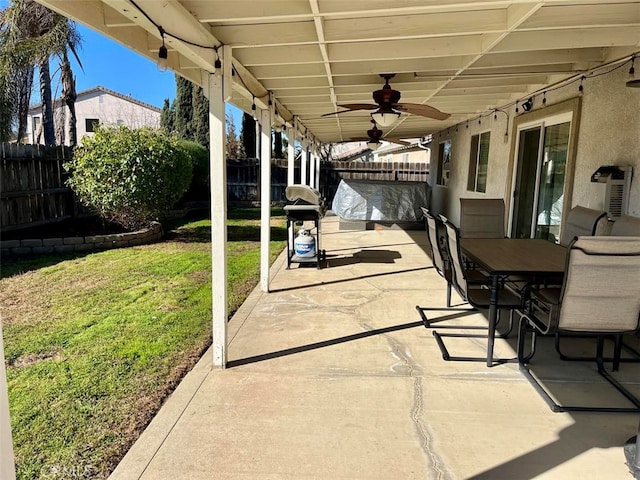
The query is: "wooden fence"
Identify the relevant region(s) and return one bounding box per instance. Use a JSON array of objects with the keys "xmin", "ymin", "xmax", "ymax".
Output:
[
  {"xmin": 0, "ymin": 144, "xmax": 74, "ymax": 232},
  {"xmin": 1, "ymin": 148, "xmax": 429, "ymax": 232},
  {"xmin": 227, "ymin": 159, "xmax": 294, "ymax": 204},
  {"xmin": 321, "ymin": 160, "xmax": 429, "ymax": 204},
  {"xmin": 230, "ymin": 158, "xmax": 429, "ymax": 205}
]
